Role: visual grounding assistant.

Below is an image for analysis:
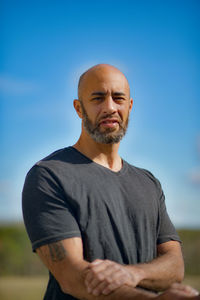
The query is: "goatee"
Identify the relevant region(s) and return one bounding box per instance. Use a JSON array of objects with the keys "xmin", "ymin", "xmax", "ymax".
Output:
[{"xmin": 79, "ymin": 101, "xmax": 129, "ymax": 144}]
